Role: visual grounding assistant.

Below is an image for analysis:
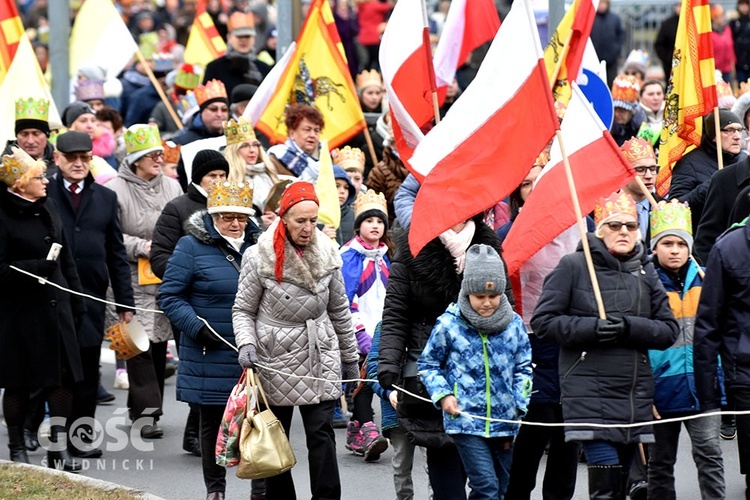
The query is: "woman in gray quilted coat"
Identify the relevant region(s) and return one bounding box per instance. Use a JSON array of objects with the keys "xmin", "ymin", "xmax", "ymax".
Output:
[{"xmin": 232, "ymin": 181, "xmax": 360, "ymax": 500}]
